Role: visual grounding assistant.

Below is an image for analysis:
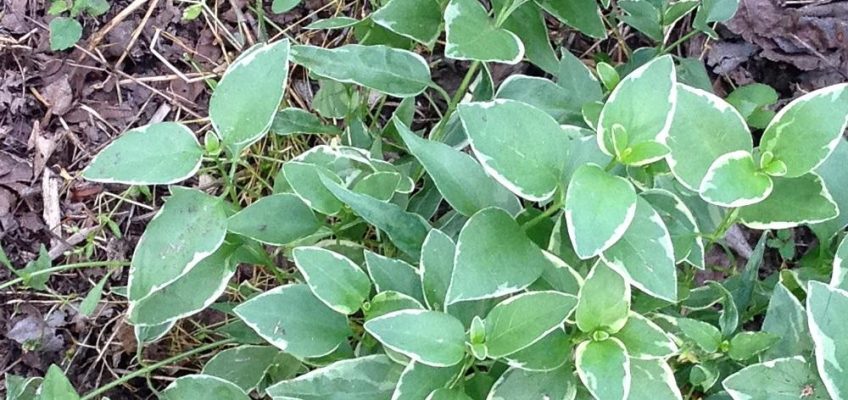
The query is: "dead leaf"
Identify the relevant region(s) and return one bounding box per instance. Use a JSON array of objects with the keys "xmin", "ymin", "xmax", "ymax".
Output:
[{"xmin": 43, "ymin": 76, "xmax": 74, "ymax": 116}]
